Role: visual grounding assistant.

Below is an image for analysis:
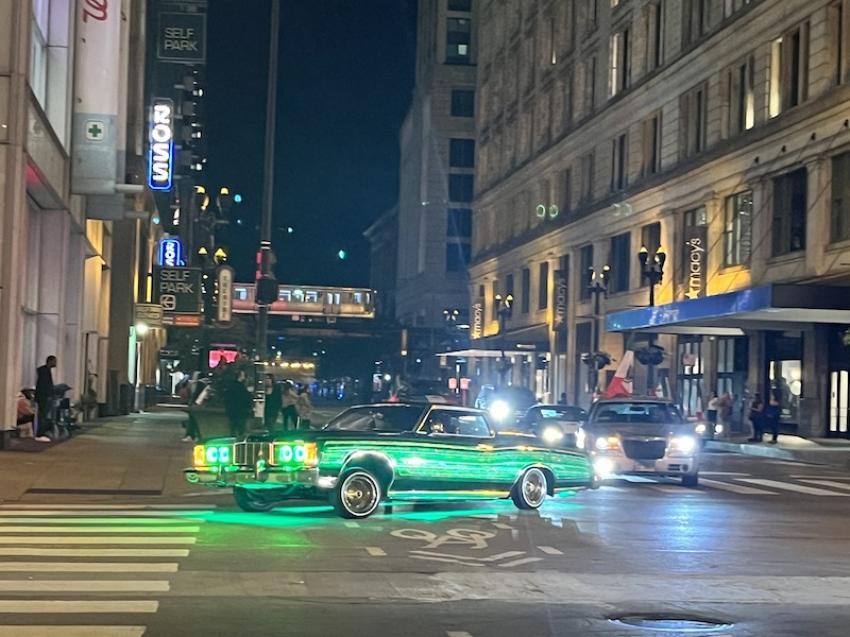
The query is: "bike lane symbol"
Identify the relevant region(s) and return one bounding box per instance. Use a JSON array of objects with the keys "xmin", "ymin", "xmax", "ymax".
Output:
[{"xmin": 390, "ymin": 528, "xmax": 495, "ymax": 550}]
